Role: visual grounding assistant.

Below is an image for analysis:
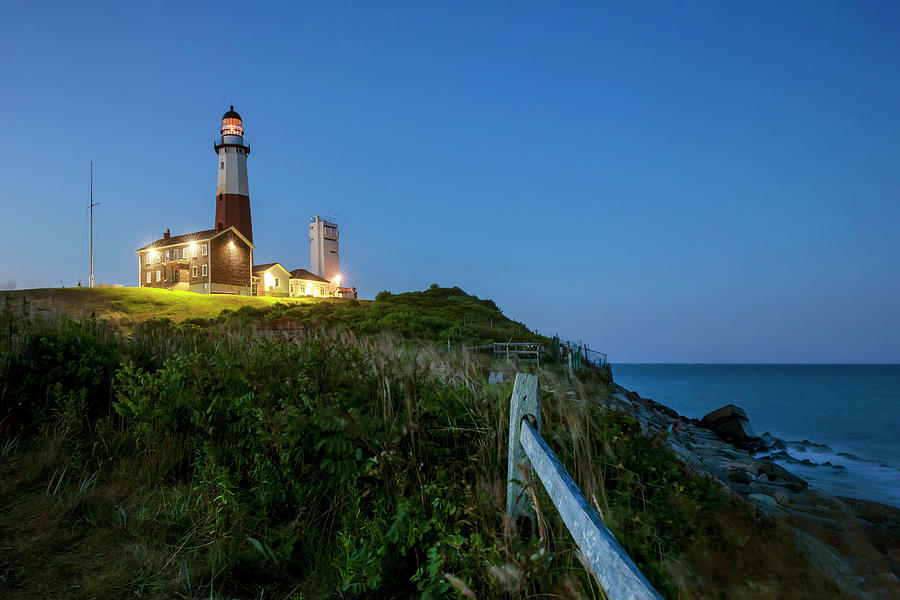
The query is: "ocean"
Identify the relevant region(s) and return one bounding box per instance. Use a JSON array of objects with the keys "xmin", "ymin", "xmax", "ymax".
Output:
[{"xmin": 611, "ymin": 364, "xmax": 900, "ymax": 508}]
